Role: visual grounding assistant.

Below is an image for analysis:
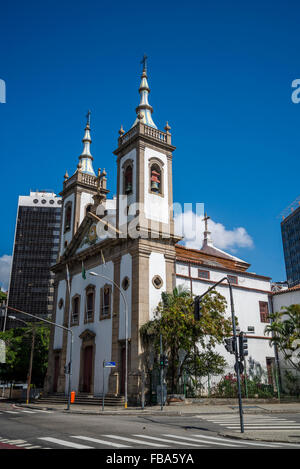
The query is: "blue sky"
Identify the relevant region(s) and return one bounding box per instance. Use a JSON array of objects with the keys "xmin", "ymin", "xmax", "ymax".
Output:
[{"xmin": 1, "ymin": 0, "xmax": 300, "ymax": 289}]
